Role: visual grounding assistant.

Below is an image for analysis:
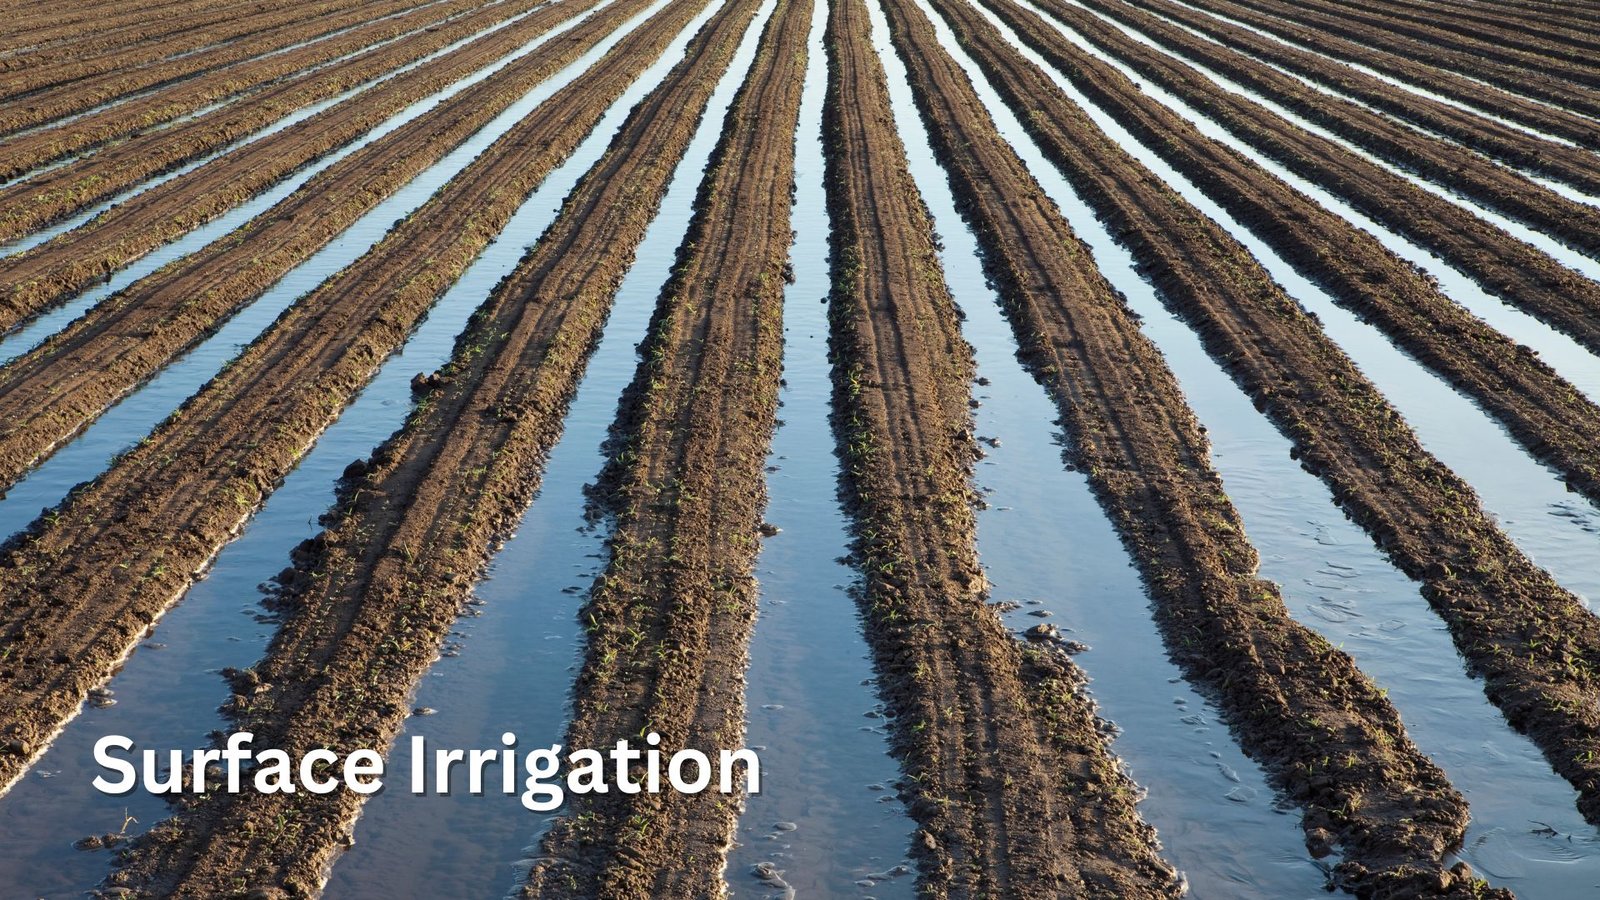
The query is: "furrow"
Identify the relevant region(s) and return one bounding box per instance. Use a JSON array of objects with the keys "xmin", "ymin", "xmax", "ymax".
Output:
[
  {"xmin": 817, "ymin": 0, "xmax": 1185, "ymax": 895},
  {"xmin": 939, "ymin": 0, "xmax": 1600, "ymax": 835},
  {"xmin": 0, "ymin": 0, "xmax": 704, "ymax": 797}
]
